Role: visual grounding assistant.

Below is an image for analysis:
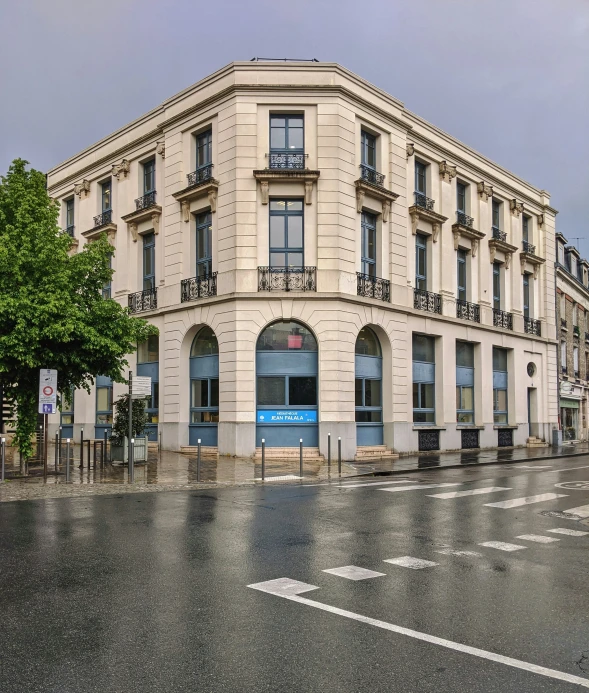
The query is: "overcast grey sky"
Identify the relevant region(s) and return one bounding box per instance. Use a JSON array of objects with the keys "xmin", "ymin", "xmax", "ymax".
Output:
[{"xmin": 1, "ymin": 0, "xmax": 587, "ymax": 245}]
